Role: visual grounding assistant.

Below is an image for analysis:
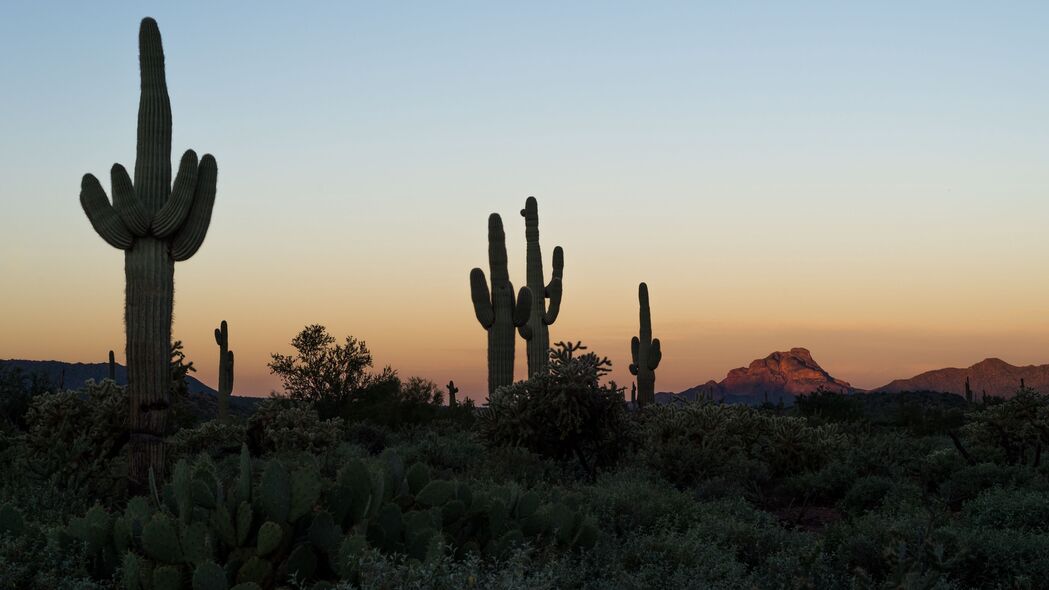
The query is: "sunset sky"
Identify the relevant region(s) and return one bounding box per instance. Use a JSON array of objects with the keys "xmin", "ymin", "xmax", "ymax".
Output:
[{"xmin": 2, "ymin": 3, "xmax": 1048, "ymax": 401}]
